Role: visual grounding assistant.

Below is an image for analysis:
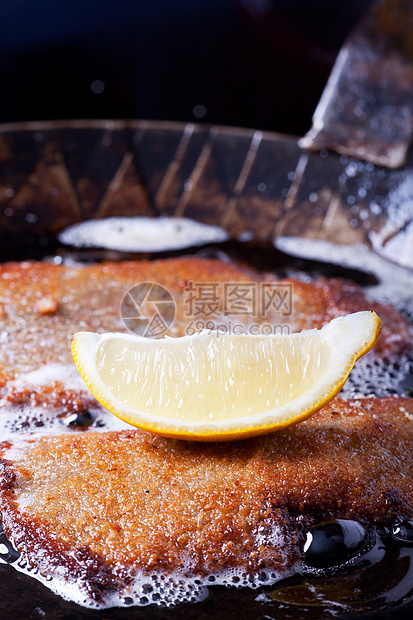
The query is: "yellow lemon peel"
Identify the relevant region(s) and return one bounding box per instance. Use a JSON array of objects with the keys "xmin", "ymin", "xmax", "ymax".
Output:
[{"xmin": 72, "ymin": 311, "xmax": 381, "ymax": 441}]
